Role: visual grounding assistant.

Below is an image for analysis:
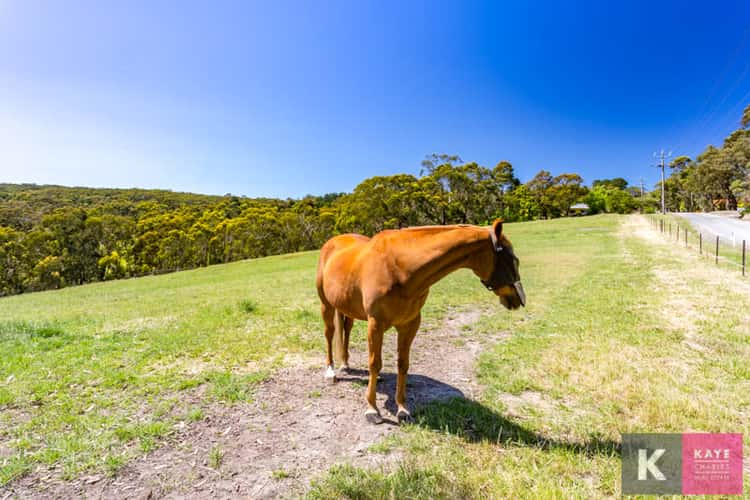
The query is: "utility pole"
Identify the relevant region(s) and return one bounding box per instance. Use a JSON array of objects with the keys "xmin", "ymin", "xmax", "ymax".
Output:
[{"xmin": 654, "ymin": 150, "xmax": 671, "ymax": 214}]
